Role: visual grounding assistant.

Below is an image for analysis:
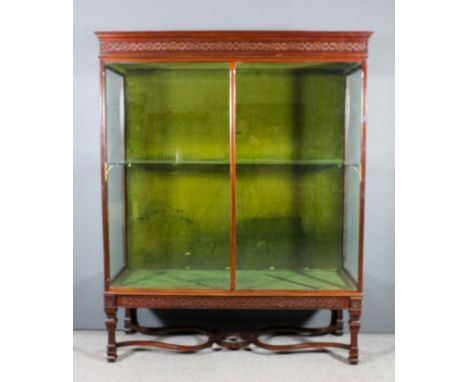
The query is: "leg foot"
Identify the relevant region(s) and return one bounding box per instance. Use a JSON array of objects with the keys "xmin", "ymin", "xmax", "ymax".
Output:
[
  {"xmin": 124, "ymin": 308, "xmax": 137, "ymax": 334},
  {"xmin": 348, "ymin": 298, "xmax": 361, "ymax": 365},
  {"xmin": 106, "ymin": 346, "xmax": 117, "ymax": 363},
  {"xmin": 331, "ymin": 310, "xmax": 344, "ymax": 336},
  {"xmin": 105, "ymin": 295, "xmax": 118, "ymax": 362}
]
